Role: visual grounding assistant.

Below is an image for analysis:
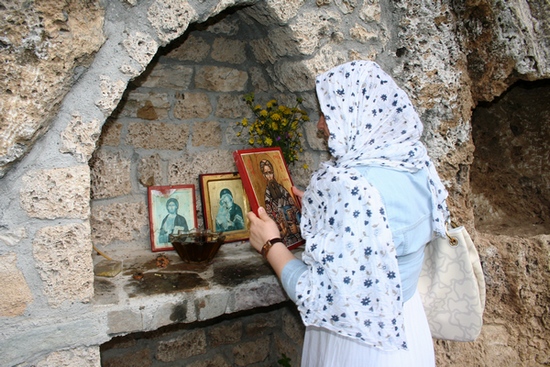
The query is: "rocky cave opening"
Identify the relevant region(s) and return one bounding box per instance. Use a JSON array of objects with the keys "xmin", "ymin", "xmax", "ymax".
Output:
[
  {"xmin": 471, "ymin": 79, "xmax": 550, "ymax": 236},
  {"xmin": 92, "ymin": 6, "xmax": 315, "ymax": 365}
]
